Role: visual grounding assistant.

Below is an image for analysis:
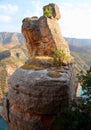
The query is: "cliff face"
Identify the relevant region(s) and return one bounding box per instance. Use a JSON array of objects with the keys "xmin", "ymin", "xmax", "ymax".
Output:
[{"xmin": 3, "ymin": 3, "xmax": 77, "ymax": 130}]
